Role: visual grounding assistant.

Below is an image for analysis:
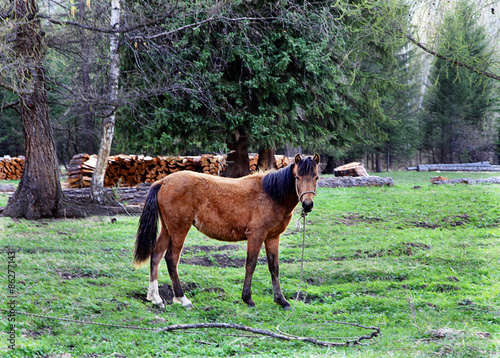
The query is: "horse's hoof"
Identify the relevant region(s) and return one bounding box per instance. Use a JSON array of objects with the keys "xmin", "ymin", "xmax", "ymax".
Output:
[
  {"xmin": 282, "ymin": 305, "xmax": 292, "ymax": 311},
  {"xmin": 154, "ymin": 302, "xmax": 165, "ymax": 309},
  {"xmin": 243, "ymin": 299, "xmax": 256, "ymax": 307},
  {"xmin": 173, "ymin": 295, "xmax": 193, "ymax": 309}
]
